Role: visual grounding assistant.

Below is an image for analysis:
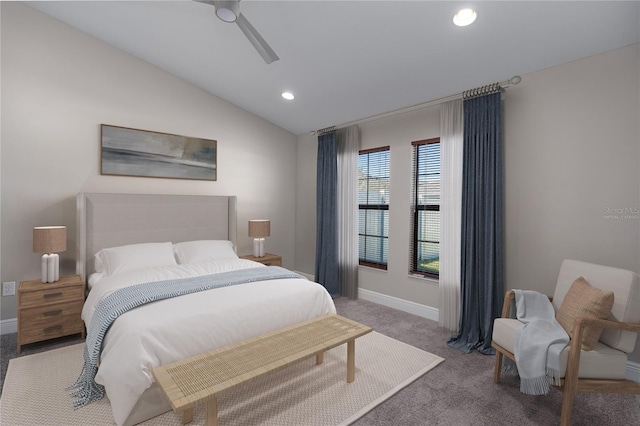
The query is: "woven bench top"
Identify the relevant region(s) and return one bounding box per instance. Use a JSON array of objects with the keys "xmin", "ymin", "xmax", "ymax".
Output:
[{"xmin": 152, "ymin": 314, "xmax": 372, "ymax": 412}]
